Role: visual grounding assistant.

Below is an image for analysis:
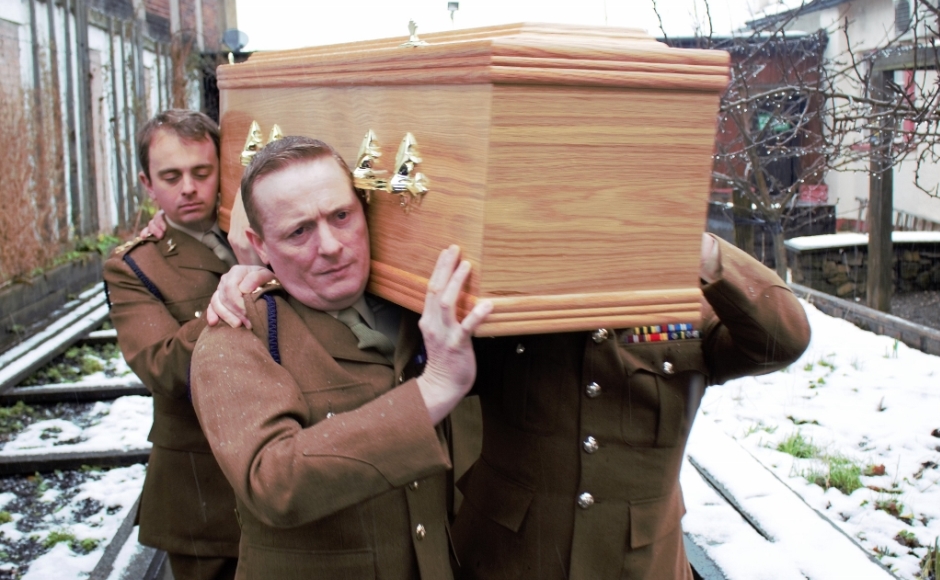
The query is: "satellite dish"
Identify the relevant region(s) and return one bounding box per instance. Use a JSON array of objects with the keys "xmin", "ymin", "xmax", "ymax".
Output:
[{"xmin": 223, "ymin": 29, "xmax": 249, "ymax": 52}]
